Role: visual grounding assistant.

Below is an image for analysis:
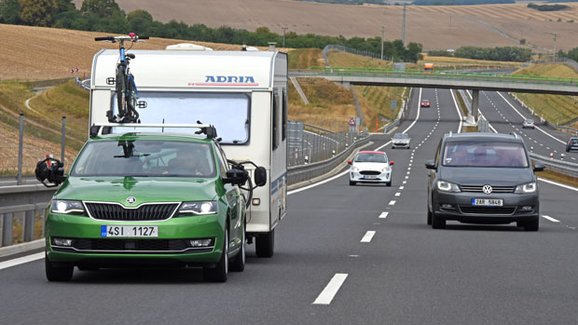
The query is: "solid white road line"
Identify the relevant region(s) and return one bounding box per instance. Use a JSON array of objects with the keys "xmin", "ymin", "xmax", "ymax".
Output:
[
  {"xmin": 313, "ymin": 273, "xmax": 349, "ymax": 305},
  {"xmin": 538, "ymin": 178, "xmax": 578, "ymax": 192},
  {"xmin": 379, "ymin": 212, "xmax": 389, "ymax": 219},
  {"xmin": 0, "ymin": 252, "xmax": 44, "ymax": 270},
  {"xmin": 360, "ymin": 231, "xmax": 376, "ymax": 243},
  {"xmin": 541, "ymin": 215, "xmax": 560, "ymax": 223}
]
